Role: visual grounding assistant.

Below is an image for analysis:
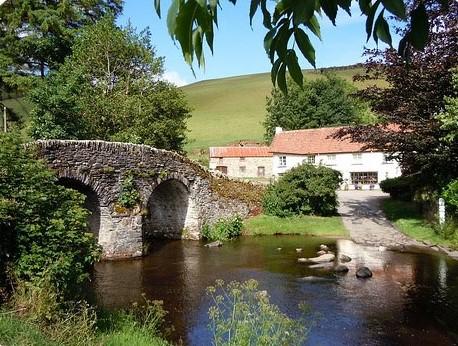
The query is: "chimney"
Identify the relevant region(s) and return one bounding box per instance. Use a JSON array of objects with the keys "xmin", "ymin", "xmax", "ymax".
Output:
[{"xmin": 275, "ymin": 127, "xmax": 283, "ymax": 134}]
